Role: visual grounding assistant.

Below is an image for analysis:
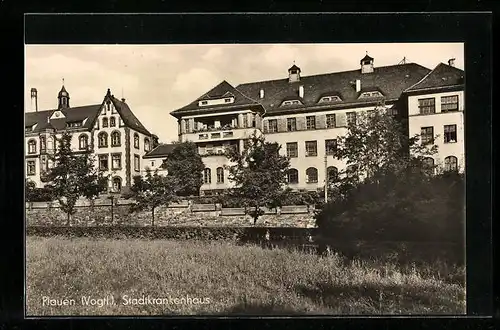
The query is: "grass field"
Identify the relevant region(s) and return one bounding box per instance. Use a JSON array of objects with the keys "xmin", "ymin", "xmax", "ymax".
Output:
[{"xmin": 26, "ymin": 236, "xmax": 466, "ymax": 316}]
